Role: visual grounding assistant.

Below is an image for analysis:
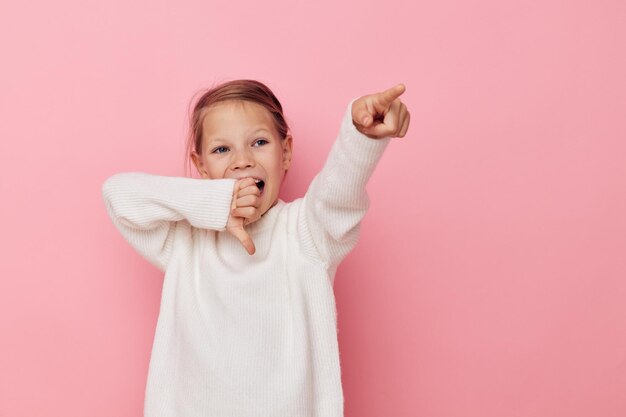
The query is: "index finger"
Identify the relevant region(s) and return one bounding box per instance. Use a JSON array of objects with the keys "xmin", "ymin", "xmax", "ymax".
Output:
[
  {"xmin": 236, "ymin": 177, "xmax": 257, "ymax": 189},
  {"xmin": 378, "ymin": 83, "xmax": 406, "ymax": 106}
]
